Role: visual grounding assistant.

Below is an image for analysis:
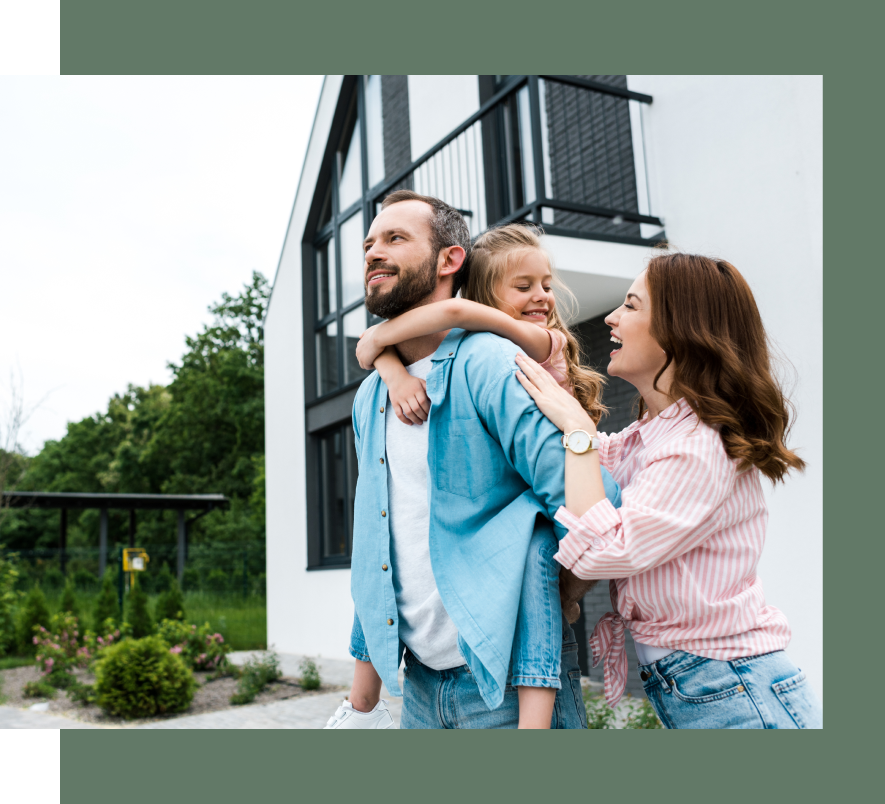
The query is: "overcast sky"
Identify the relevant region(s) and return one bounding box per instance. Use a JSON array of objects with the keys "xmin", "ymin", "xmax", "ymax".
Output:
[{"xmin": 0, "ymin": 75, "xmax": 324, "ymax": 454}]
